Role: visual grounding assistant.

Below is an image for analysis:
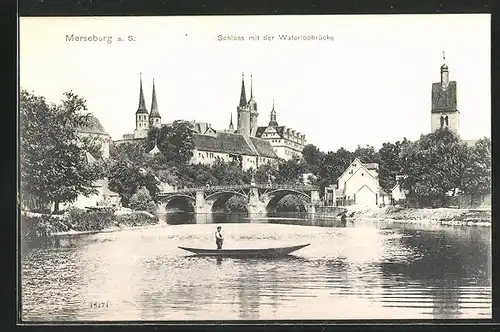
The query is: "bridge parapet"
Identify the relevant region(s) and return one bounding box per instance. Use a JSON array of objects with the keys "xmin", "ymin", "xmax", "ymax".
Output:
[{"xmin": 158, "ymin": 183, "xmax": 319, "ymax": 196}]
